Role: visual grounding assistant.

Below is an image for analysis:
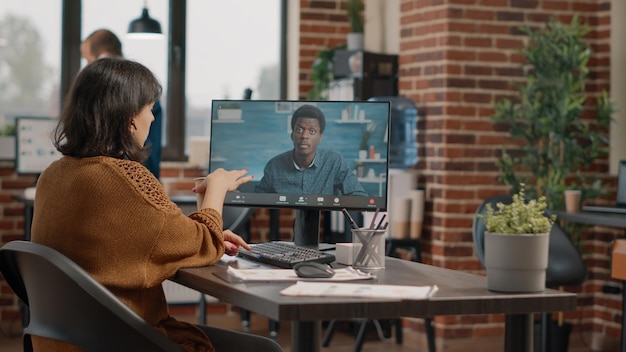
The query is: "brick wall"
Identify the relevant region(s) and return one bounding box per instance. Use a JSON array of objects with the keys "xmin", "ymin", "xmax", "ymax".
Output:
[
  {"xmin": 1, "ymin": 0, "xmax": 622, "ymax": 349},
  {"xmin": 299, "ymin": 0, "xmax": 354, "ymax": 99},
  {"xmin": 393, "ymin": 0, "xmax": 617, "ymax": 348},
  {"xmin": 296, "ymin": 0, "xmax": 619, "ymax": 348},
  {"xmin": 0, "ymin": 161, "xmax": 35, "ymax": 326}
]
